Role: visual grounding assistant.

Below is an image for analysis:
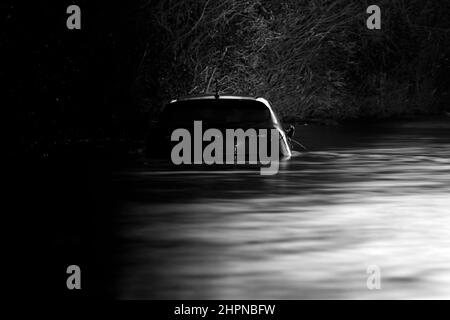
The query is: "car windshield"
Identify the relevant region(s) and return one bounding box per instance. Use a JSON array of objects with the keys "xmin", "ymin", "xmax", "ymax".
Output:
[{"xmin": 160, "ymin": 99, "xmax": 273, "ymax": 127}]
